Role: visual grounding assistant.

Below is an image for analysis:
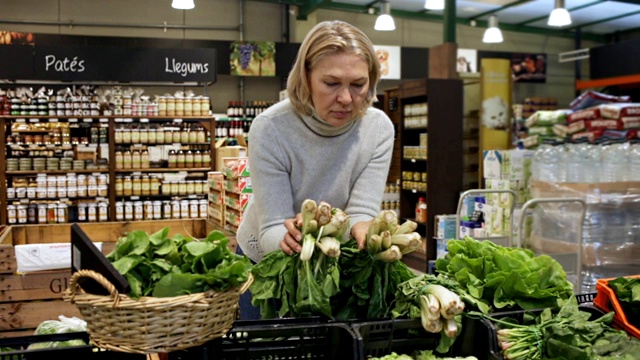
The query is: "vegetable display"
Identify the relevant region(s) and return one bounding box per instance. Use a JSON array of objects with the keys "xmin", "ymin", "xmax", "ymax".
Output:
[
  {"xmin": 608, "ymin": 276, "xmax": 640, "ymax": 329},
  {"xmin": 250, "ymin": 201, "xmax": 419, "ymax": 319},
  {"xmin": 106, "ymin": 227, "xmax": 252, "ymax": 298},
  {"xmin": 468, "ymin": 298, "xmax": 640, "ymax": 360},
  {"xmin": 370, "ymin": 351, "xmax": 478, "ymax": 360},
  {"xmin": 27, "ymin": 316, "xmax": 87, "ymax": 350},
  {"xmin": 435, "ymin": 237, "xmax": 574, "ymax": 311}
]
